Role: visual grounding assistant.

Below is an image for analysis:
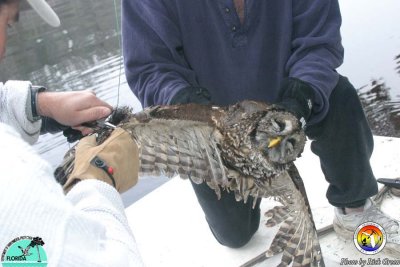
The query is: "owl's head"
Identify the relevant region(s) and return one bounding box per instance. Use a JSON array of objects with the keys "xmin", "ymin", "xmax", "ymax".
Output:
[
  {"xmin": 219, "ymin": 100, "xmax": 306, "ymax": 167},
  {"xmin": 253, "ymin": 109, "xmax": 306, "ymax": 164}
]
